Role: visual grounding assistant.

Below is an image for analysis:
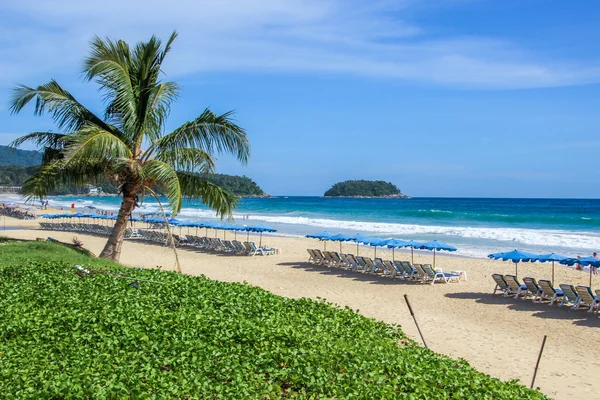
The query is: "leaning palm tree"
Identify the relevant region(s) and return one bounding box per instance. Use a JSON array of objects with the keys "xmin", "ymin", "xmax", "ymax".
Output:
[{"xmin": 9, "ymin": 32, "xmax": 250, "ymax": 263}]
